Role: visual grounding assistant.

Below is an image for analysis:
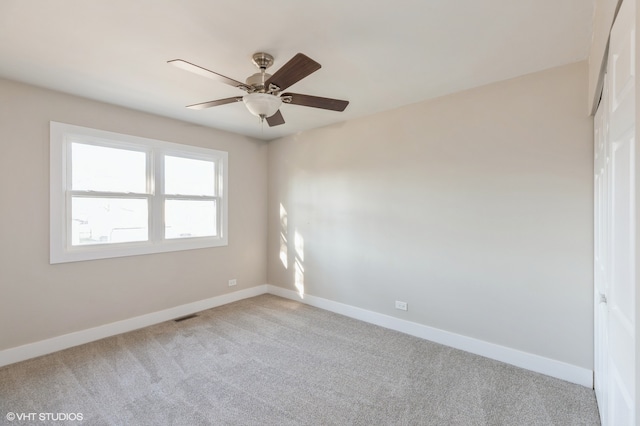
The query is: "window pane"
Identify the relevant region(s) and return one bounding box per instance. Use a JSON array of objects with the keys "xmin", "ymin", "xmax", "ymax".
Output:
[
  {"xmin": 165, "ymin": 200, "xmax": 217, "ymax": 239},
  {"xmin": 71, "ymin": 197, "xmax": 148, "ymax": 245},
  {"xmin": 72, "ymin": 143, "xmax": 147, "ymax": 193},
  {"xmin": 164, "ymin": 156, "xmax": 215, "ymax": 196}
]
